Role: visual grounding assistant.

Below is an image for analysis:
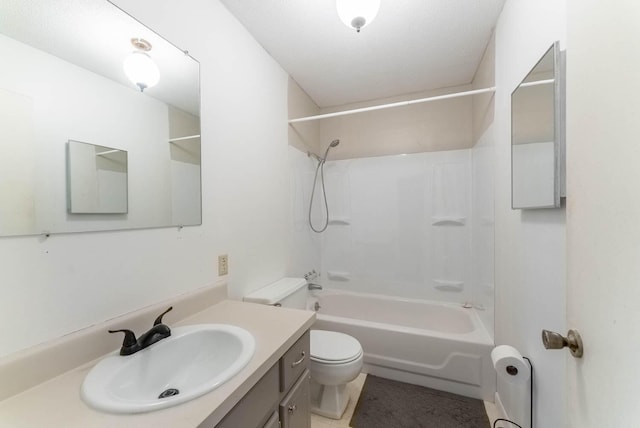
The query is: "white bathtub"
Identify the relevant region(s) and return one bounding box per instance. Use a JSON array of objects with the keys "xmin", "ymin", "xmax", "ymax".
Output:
[{"xmin": 310, "ymin": 289, "xmax": 495, "ymax": 401}]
